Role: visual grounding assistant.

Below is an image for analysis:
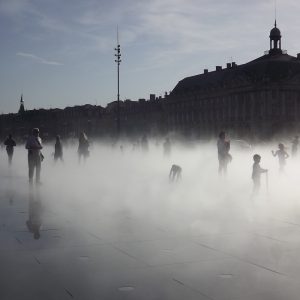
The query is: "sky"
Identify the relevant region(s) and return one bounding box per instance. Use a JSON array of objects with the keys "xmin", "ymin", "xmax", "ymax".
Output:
[{"xmin": 1, "ymin": 0, "xmax": 300, "ymax": 114}]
